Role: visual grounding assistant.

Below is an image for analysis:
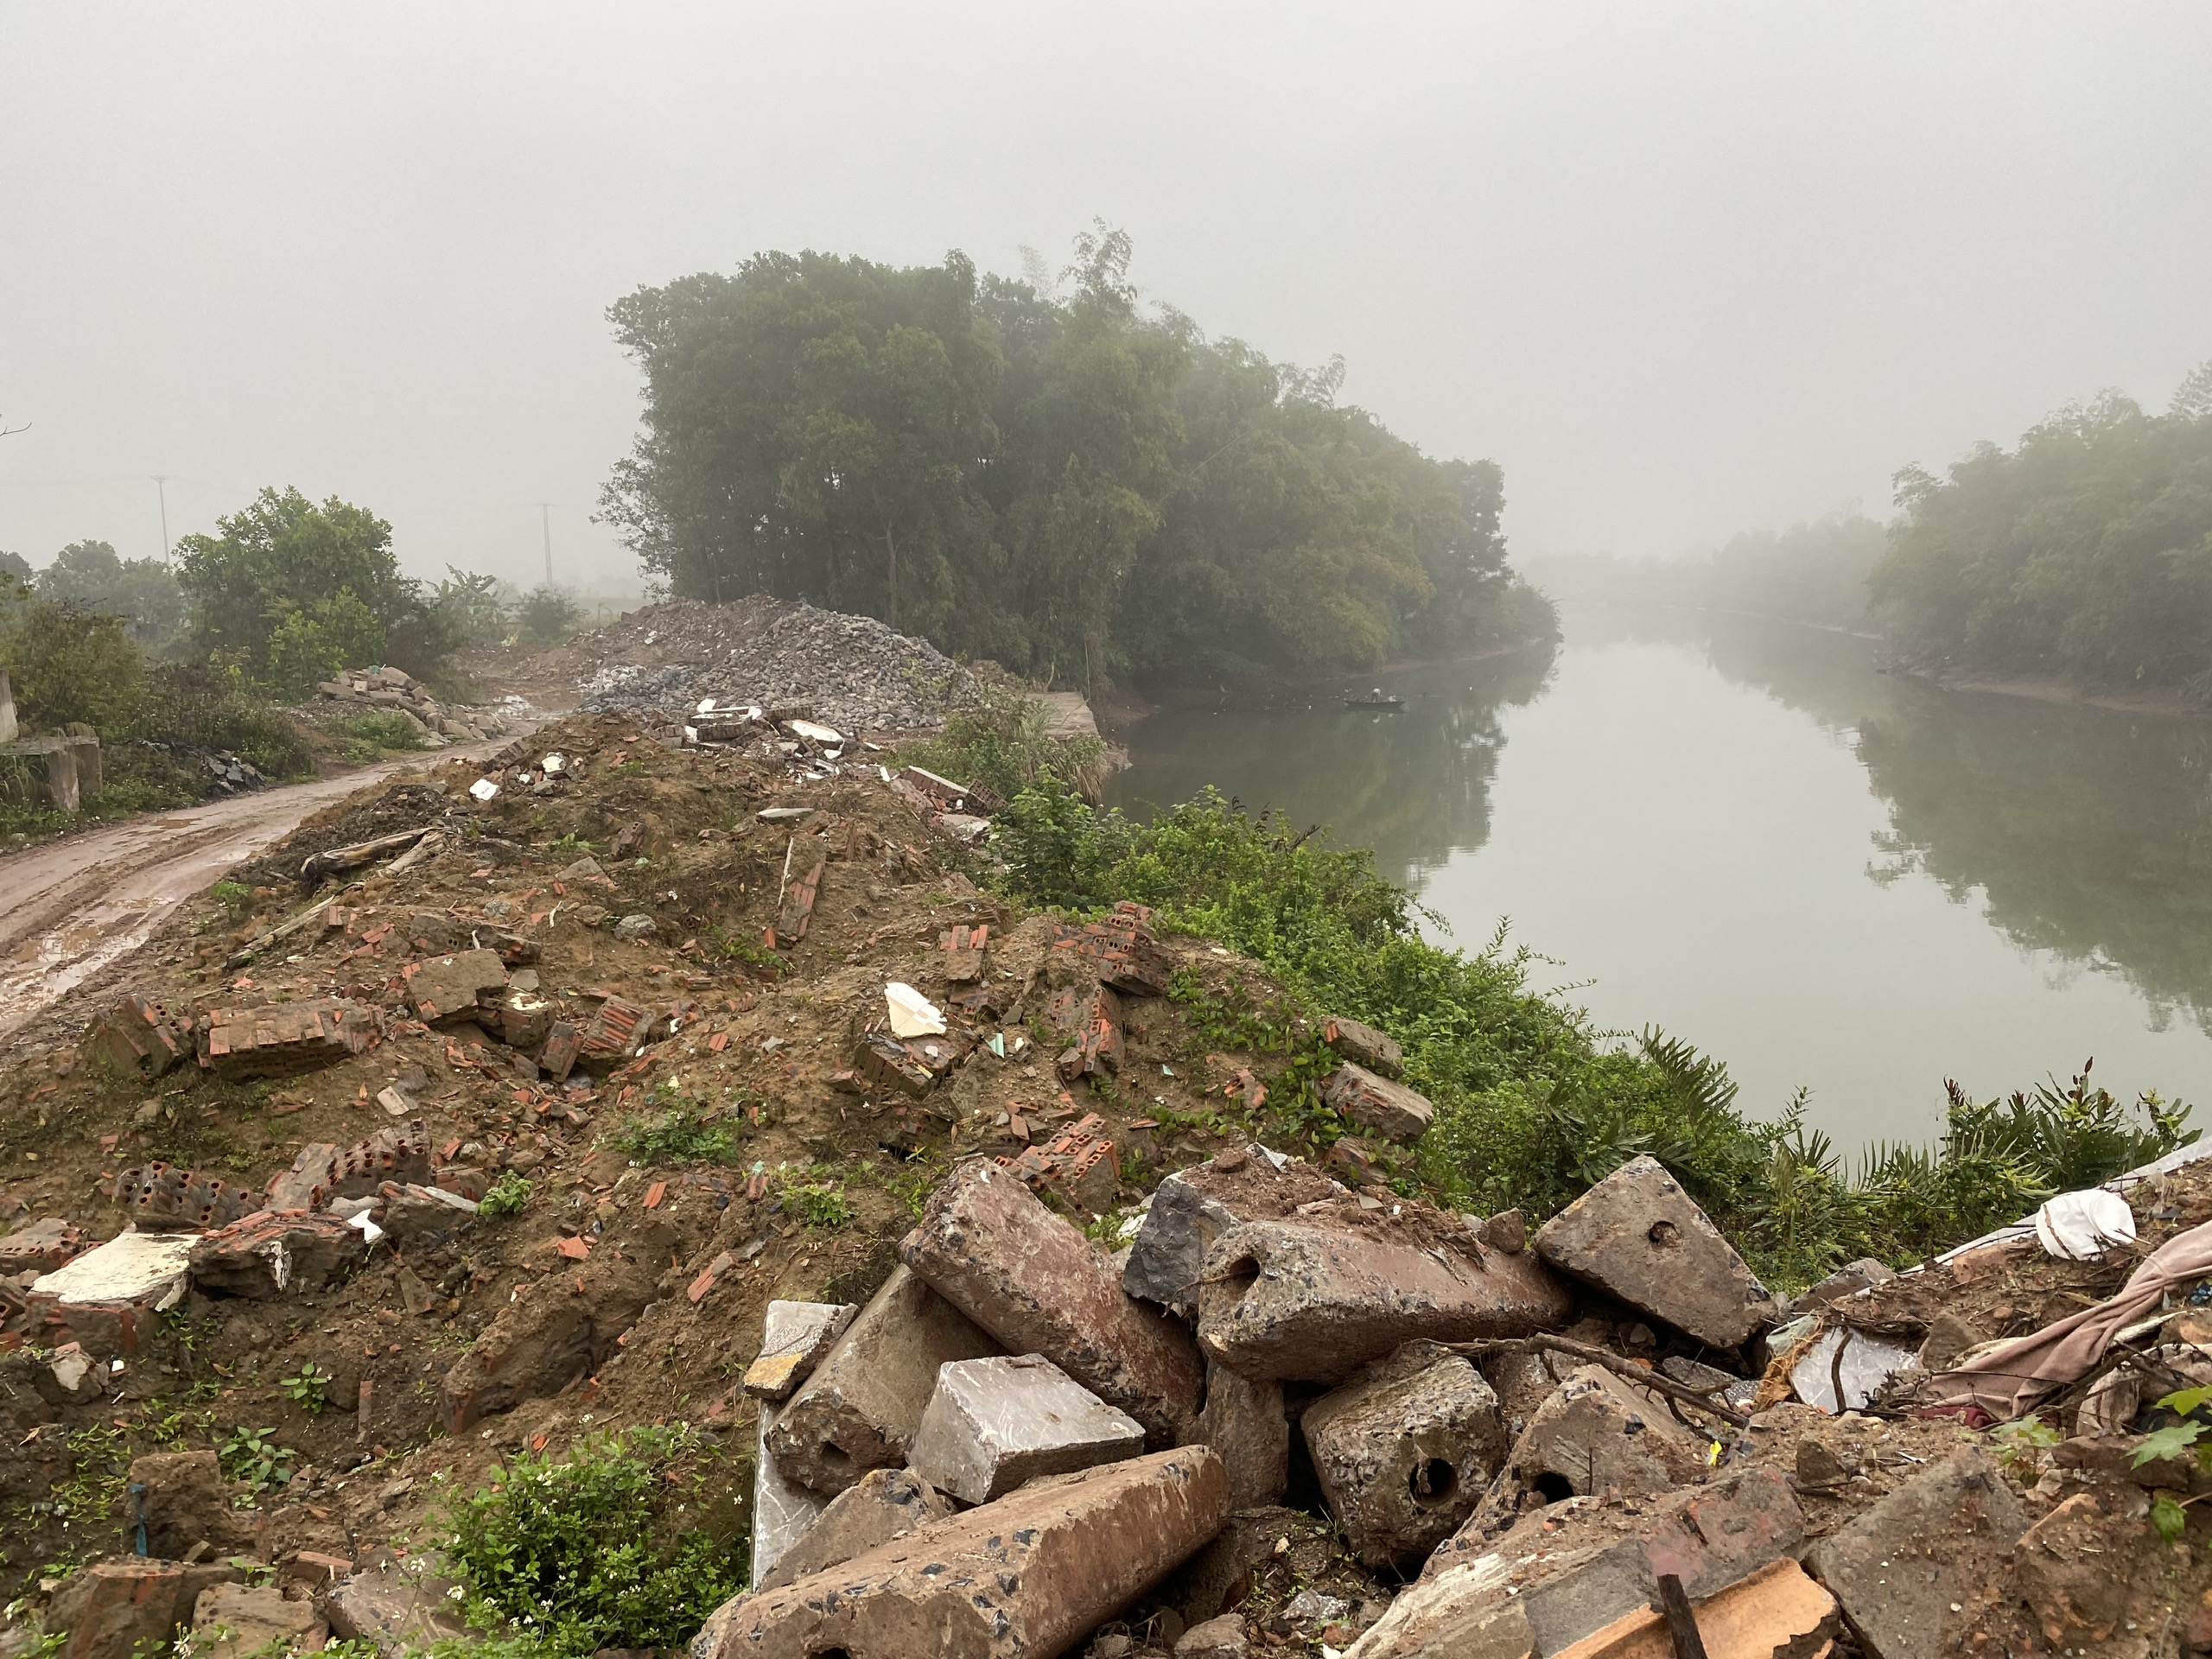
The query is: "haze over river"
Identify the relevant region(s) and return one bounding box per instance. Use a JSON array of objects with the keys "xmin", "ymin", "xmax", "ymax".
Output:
[{"xmin": 1107, "ymin": 607, "xmax": 2212, "ymax": 1148}]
